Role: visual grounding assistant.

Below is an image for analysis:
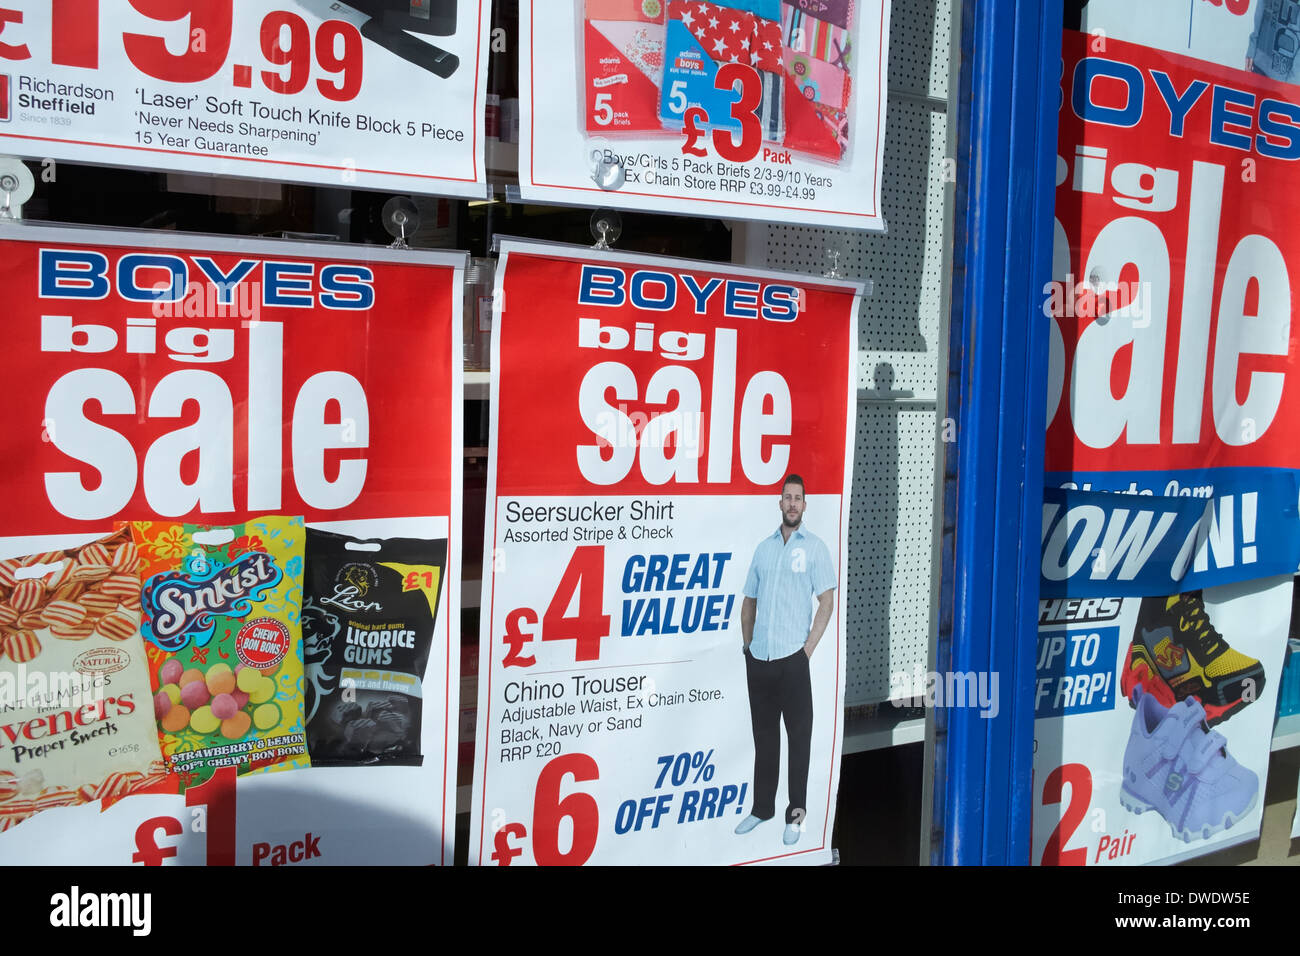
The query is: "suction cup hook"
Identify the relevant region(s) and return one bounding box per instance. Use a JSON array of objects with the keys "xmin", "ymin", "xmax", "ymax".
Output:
[
  {"xmin": 823, "ymin": 246, "xmax": 844, "ymax": 279},
  {"xmin": 1088, "ymin": 267, "xmax": 1110, "ymax": 325},
  {"xmin": 590, "ymin": 209, "xmax": 622, "ymax": 250},
  {"xmin": 586, "ymin": 140, "xmax": 626, "ymax": 192},
  {"xmin": 0, "ymin": 158, "xmax": 35, "ymax": 221},
  {"xmin": 381, "ymin": 195, "xmax": 421, "ymax": 249}
]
